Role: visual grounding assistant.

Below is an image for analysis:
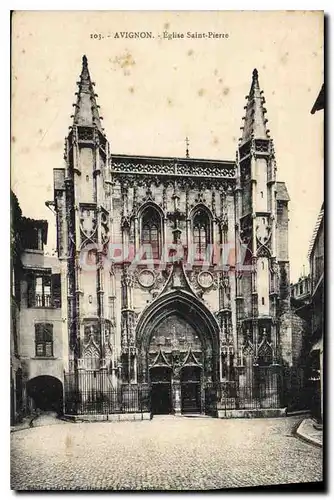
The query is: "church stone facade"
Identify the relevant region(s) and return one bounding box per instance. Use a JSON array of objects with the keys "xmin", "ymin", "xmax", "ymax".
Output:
[{"xmin": 53, "ymin": 56, "xmax": 292, "ymax": 417}]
